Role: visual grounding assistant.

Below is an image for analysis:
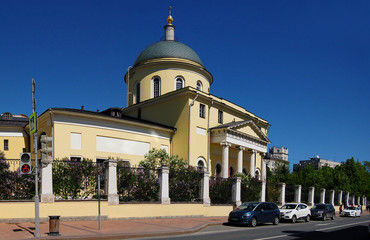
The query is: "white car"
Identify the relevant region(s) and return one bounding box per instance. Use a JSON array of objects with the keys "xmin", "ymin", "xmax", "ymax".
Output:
[
  {"xmin": 280, "ymin": 203, "xmax": 311, "ymax": 223},
  {"xmin": 341, "ymin": 207, "xmax": 361, "ymax": 217}
]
